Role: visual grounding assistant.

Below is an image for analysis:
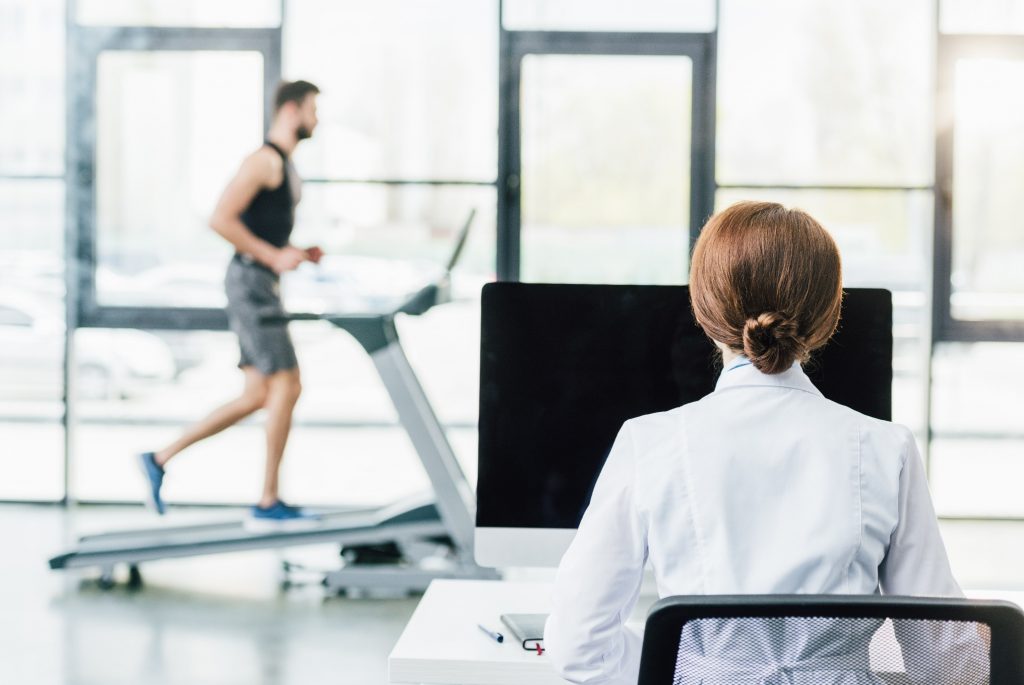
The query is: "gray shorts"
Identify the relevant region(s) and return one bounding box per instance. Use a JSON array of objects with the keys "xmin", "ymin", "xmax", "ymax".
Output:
[{"xmin": 225, "ymin": 254, "xmax": 298, "ymax": 375}]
